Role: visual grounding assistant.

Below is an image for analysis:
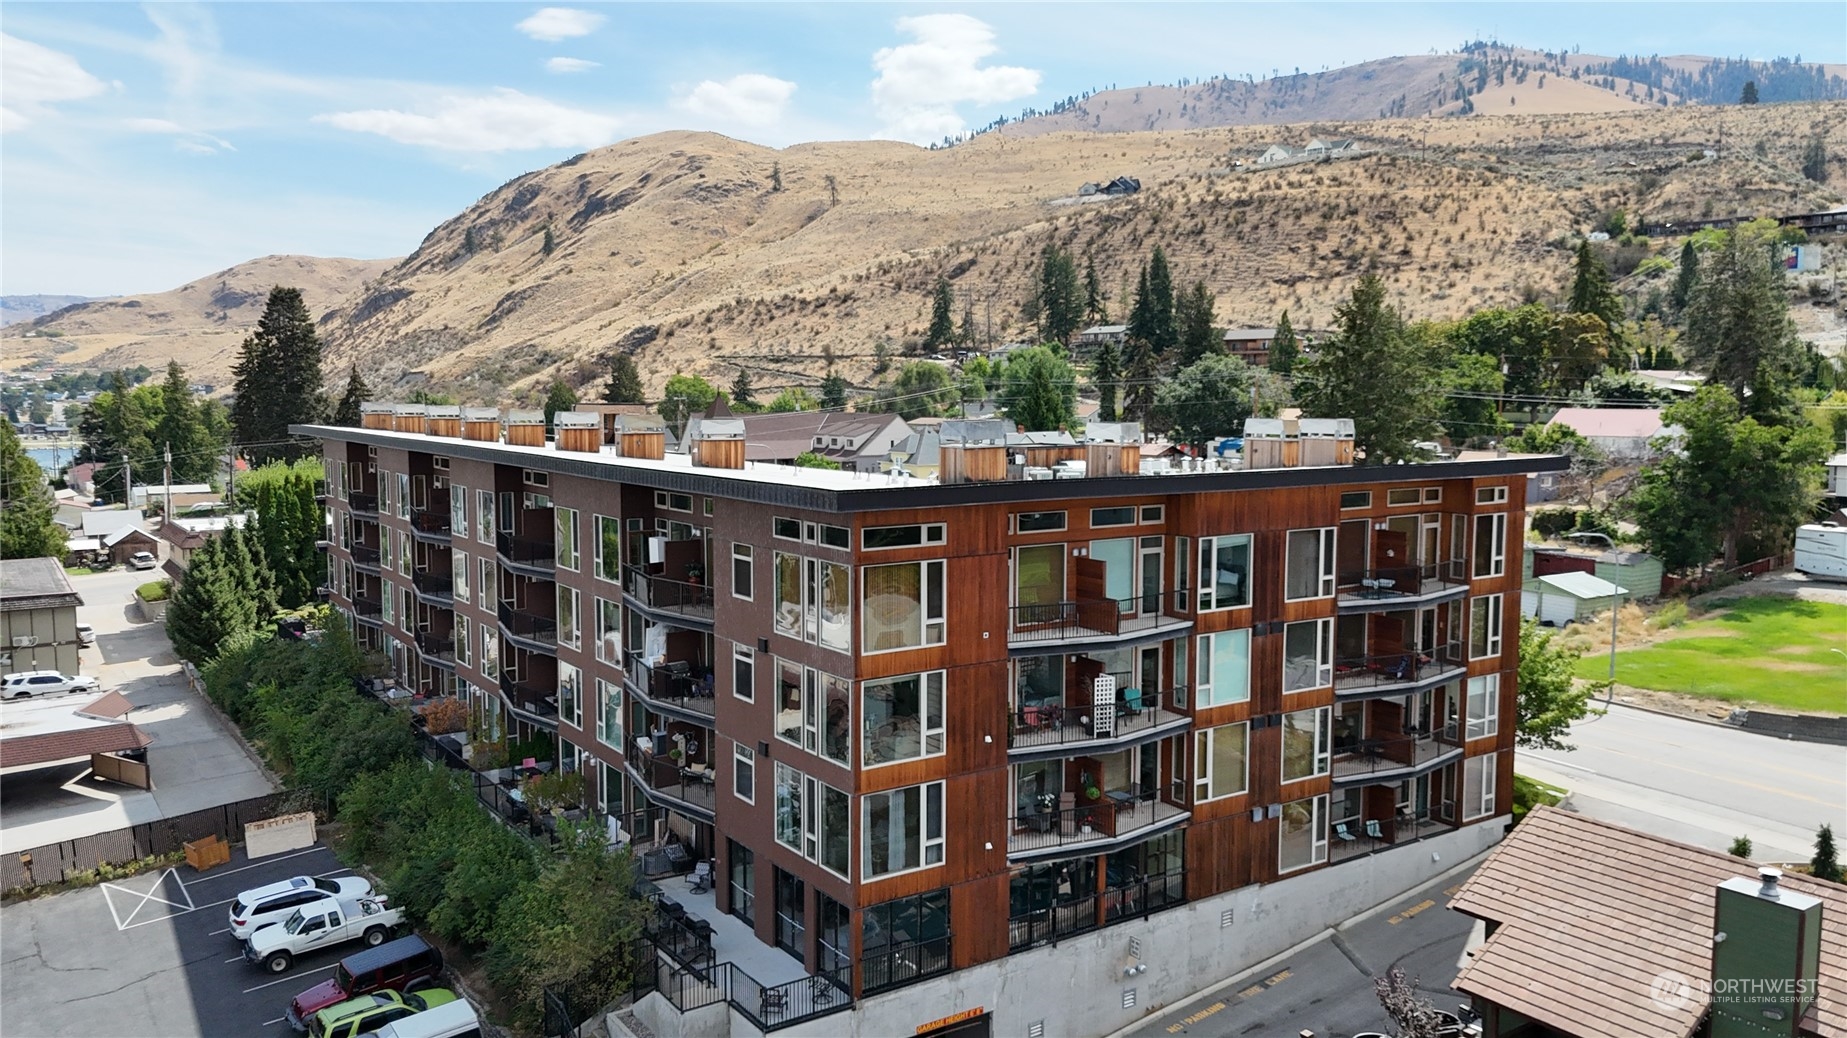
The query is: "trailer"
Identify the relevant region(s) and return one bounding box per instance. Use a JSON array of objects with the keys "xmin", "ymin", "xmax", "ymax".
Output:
[{"xmin": 1794, "ymin": 522, "xmax": 1847, "ymax": 580}]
